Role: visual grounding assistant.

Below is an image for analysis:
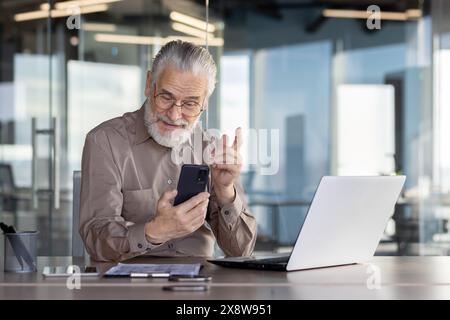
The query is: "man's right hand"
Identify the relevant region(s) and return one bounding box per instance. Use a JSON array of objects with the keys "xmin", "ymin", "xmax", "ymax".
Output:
[{"xmin": 145, "ymin": 190, "xmax": 210, "ymax": 245}]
